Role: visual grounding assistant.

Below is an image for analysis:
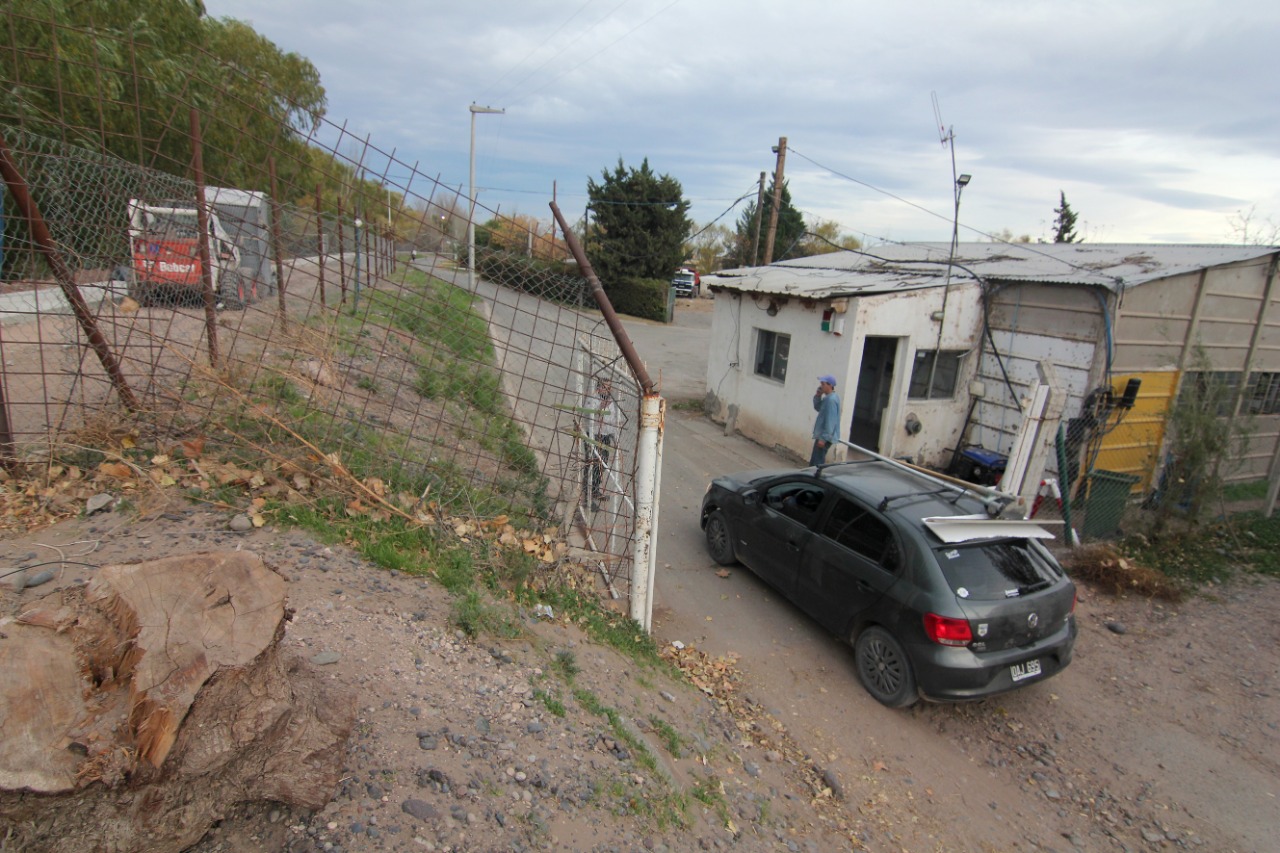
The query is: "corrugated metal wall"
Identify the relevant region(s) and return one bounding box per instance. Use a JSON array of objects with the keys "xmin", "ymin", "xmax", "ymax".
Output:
[{"xmin": 970, "ymin": 283, "xmax": 1103, "ymax": 463}]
